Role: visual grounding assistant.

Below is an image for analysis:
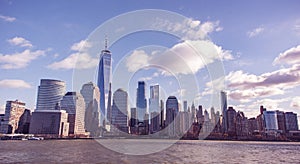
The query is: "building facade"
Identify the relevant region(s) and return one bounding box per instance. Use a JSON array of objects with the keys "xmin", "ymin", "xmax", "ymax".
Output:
[
  {"xmin": 80, "ymin": 82, "xmax": 101, "ymax": 137},
  {"xmin": 149, "ymin": 84, "xmax": 159, "ymax": 114},
  {"xmin": 111, "ymin": 89, "xmax": 129, "ymax": 133},
  {"xmin": 136, "ymin": 81, "xmax": 147, "ymax": 122},
  {"xmin": 16, "ymin": 109, "xmax": 31, "ymax": 134},
  {"xmin": 60, "ymin": 92, "xmax": 86, "ymax": 136},
  {"xmin": 0, "ymin": 100, "xmax": 26, "ymax": 134},
  {"xmin": 285, "ymin": 112, "xmax": 298, "ymax": 131},
  {"xmin": 29, "ymin": 110, "xmax": 69, "ymax": 137},
  {"xmin": 97, "ymin": 42, "xmax": 112, "ymax": 126},
  {"xmin": 221, "ymin": 91, "xmax": 228, "ymax": 133},
  {"xmin": 166, "ymin": 96, "xmax": 179, "ymax": 137},
  {"xmin": 36, "ymin": 79, "xmax": 66, "ymax": 111}
]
